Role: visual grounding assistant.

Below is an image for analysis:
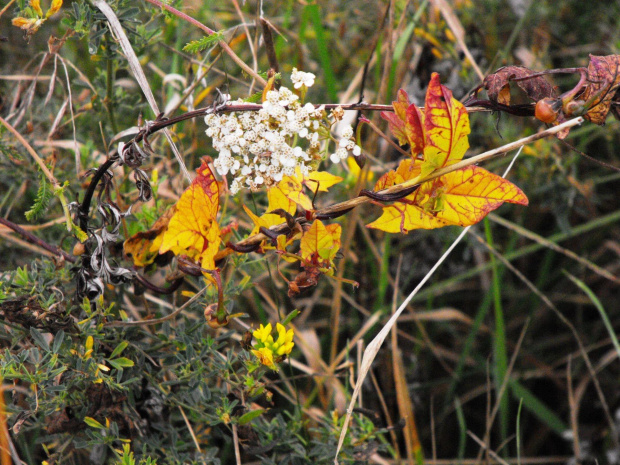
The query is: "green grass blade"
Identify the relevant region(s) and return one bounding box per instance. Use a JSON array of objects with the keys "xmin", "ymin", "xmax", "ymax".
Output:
[
  {"xmin": 304, "ymin": 4, "xmax": 337, "ymax": 101},
  {"xmin": 510, "ymin": 379, "xmax": 568, "ymax": 435},
  {"xmin": 565, "ymin": 271, "xmax": 620, "ymax": 359}
]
